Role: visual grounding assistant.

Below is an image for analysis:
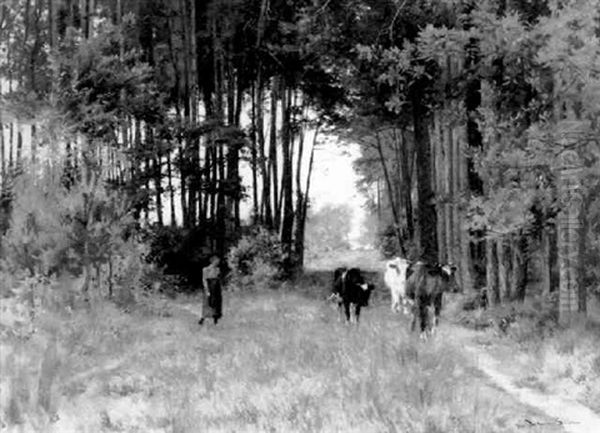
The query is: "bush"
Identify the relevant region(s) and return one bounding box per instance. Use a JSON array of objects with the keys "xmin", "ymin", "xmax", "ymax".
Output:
[
  {"xmin": 227, "ymin": 227, "xmax": 285, "ymax": 290},
  {"xmin": 142, "ymin": 225, "xmax": 209, "ymax": 289},
  {"xmin": 0, "ymin": 156, "xmax": 162, "ymax": 309}
]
